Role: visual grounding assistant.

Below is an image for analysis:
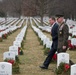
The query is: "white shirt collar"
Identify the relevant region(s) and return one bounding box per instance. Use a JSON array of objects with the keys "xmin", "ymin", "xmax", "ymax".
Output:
[{"xmin": 51, "ymin": 22, "xmax": 56, "ymax": 28}]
